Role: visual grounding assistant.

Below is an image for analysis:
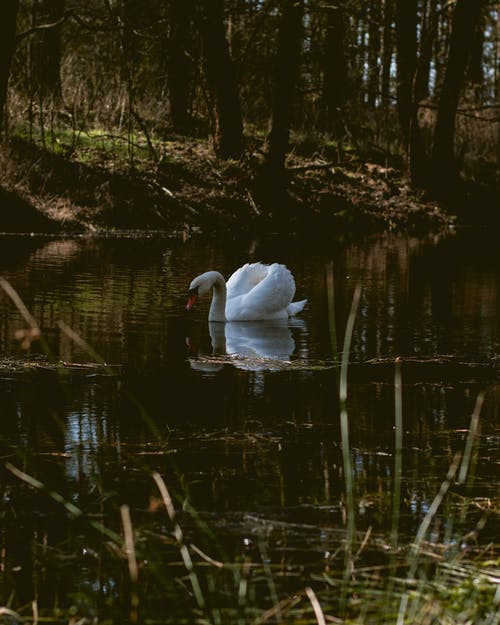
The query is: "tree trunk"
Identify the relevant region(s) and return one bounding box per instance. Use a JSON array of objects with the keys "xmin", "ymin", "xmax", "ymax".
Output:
[
  {"xmin": 468, "ymin": 13, "xmax": 484, "ymax": 98},
  {"xmin": 408, "ymin": 103, "xmax": 430, "ymax": 187},
  {"xmin": 200, "ymin": 0, "xmax": 243, "ymax": 159},
  {"xmin": 323, "ymin": 0, "xmax": 347, "ymax": 135},
  {"xmin": 497, "ymin": 6, "xmax": 500, "ymax": 100},
  {"xmin": 122, "ymin": 0, "xmax": 140, "ymax": 68},
  {"xmin": 34, "ymin": 0, "xmax": 65, "ymax": 102},
  {"xmin": 353, "ymin": 15, "xmax": 367, "ymax": 107},
  {"xmin": 406, "ymin": 0, "xmax": 437, "ymax": 187},
  {"xmin": 367, "ymin": 0, "xmax": 381, "ymax": 108},
  {"xmin": 166, "ymin": 0, "xmax": 194, "ymax": 134},
  {"xmin": 431, "ymin": 0, "xmax": 484, "ymax": 187},
  {"xmin": 262, "ymin": 0, "xmax": 304, "ymax": 178},
  {"xmin": 433, "ymin": 3, "xmax": 452, "ymax": 94},
  {"xmin": 0, "ymin": 0, "xmax": 19, "ymax": 135},
  {"xmin": 380, "ymin": 0, "xmax": 394, "ymax": 113},
  {"xmin": 395, "ymin": 0, "xmax": 418, "ymax": 150},
  {"xmin": 414, "ymin": 0, "xmax": 436, "ymax": 101}
]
